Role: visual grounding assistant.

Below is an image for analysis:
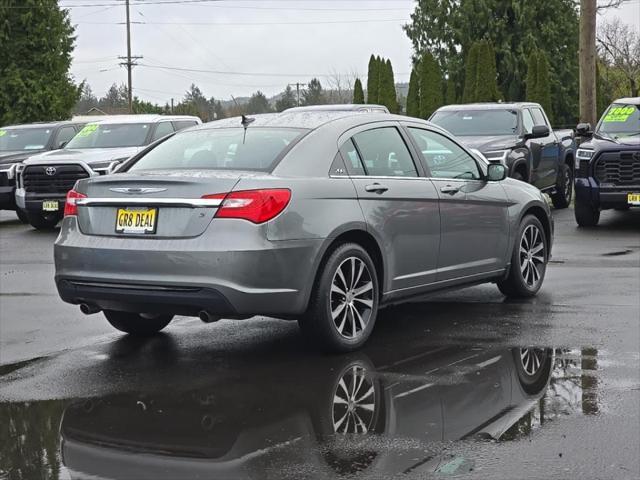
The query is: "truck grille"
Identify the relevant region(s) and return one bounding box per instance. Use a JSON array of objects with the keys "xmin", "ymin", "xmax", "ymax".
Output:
[
  {"xmin": 594, "ymin": 152, "xmax": 640, "ymax": 186},
  {"xmin": 23, "ymin": 164, "xmax": 89, "ymax": 194}
]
